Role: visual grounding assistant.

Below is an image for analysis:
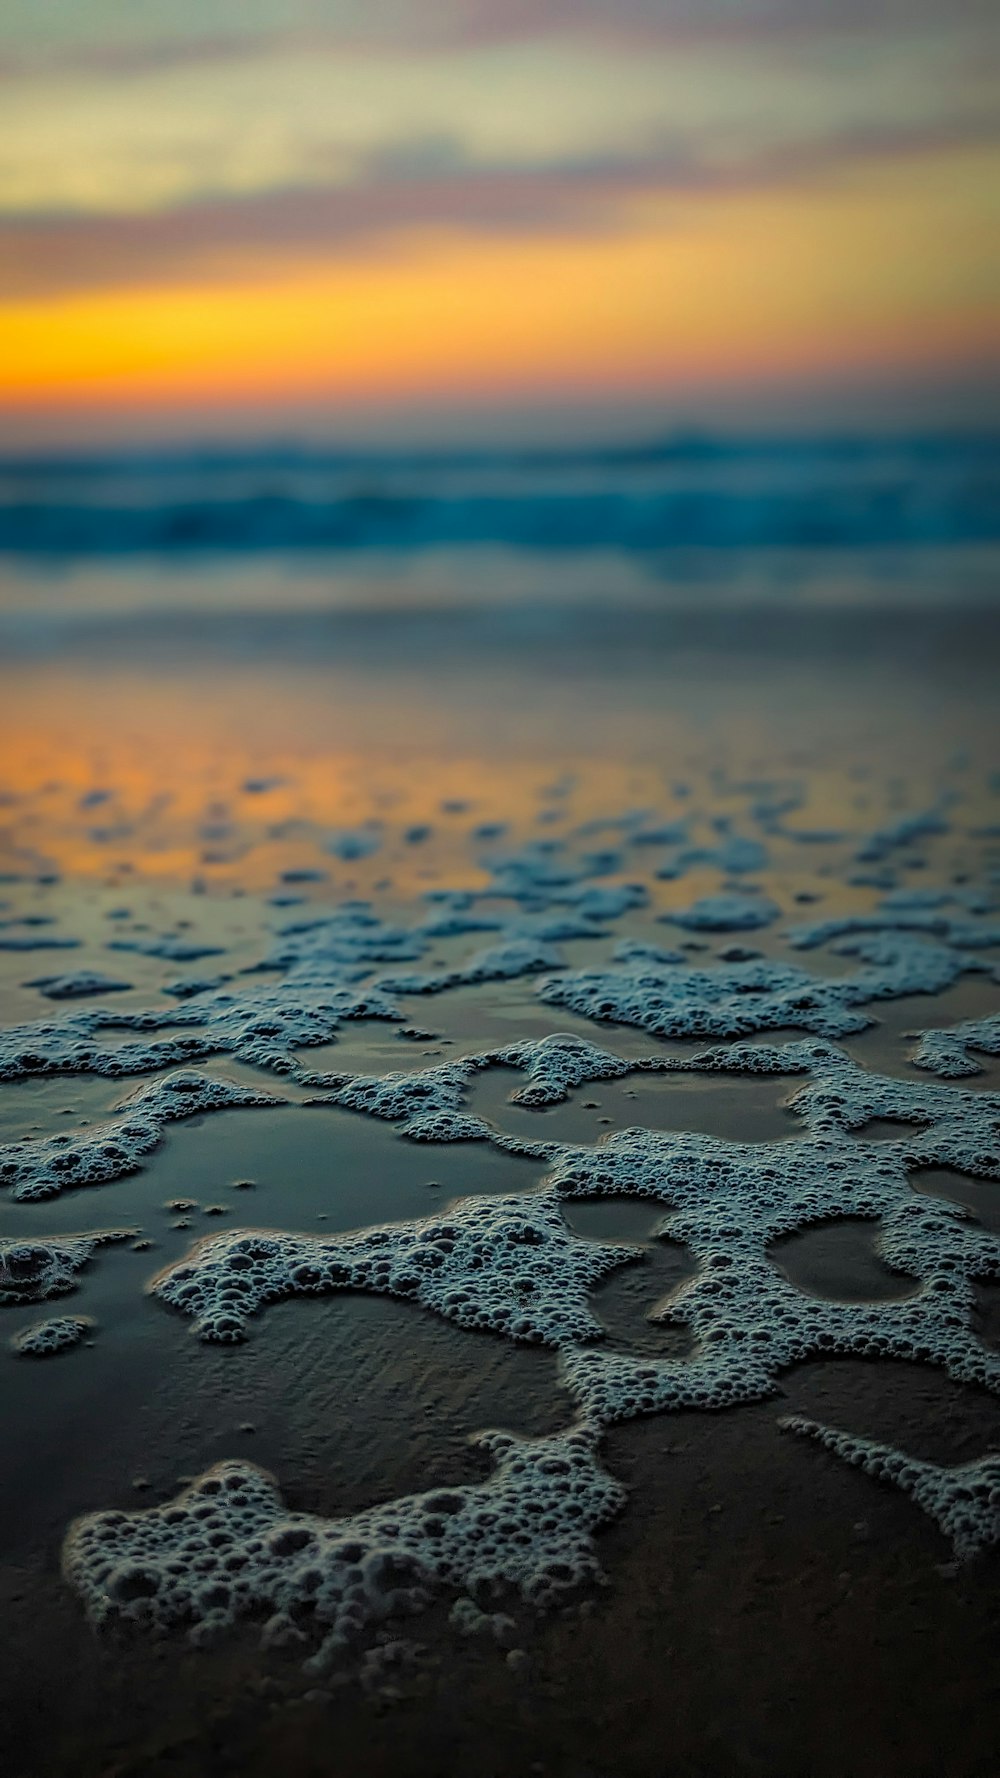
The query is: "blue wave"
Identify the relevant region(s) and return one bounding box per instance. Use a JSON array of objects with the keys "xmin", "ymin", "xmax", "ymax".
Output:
[{"xmin": 1, "ymin": 432, "xmax": 998, "ymax": 556}]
